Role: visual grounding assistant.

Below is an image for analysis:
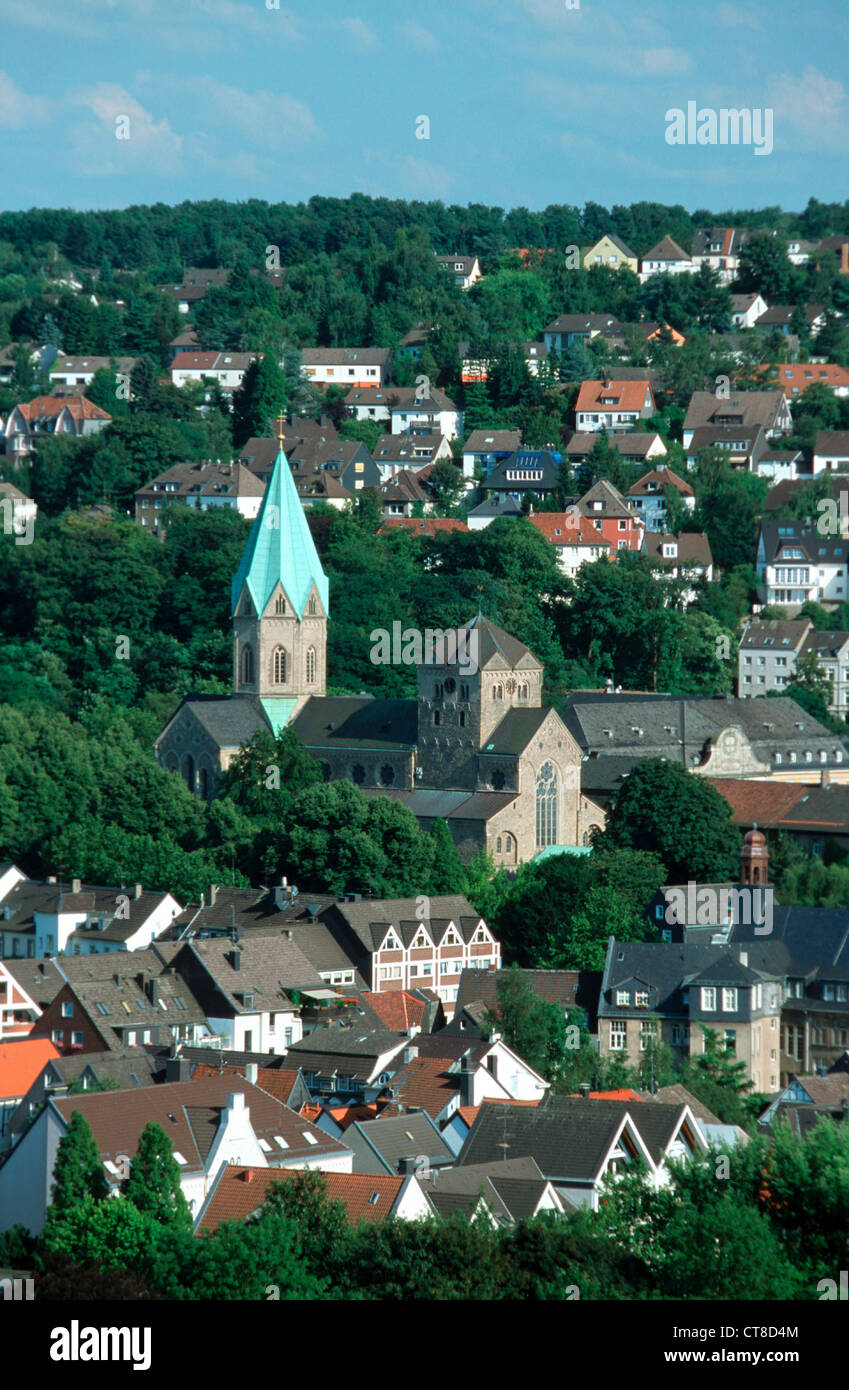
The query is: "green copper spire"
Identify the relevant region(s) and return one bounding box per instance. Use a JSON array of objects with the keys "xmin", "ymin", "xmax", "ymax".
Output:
[{"xmin": 230, "ymin": 447, "xmax": 330, "ymax": 619}]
